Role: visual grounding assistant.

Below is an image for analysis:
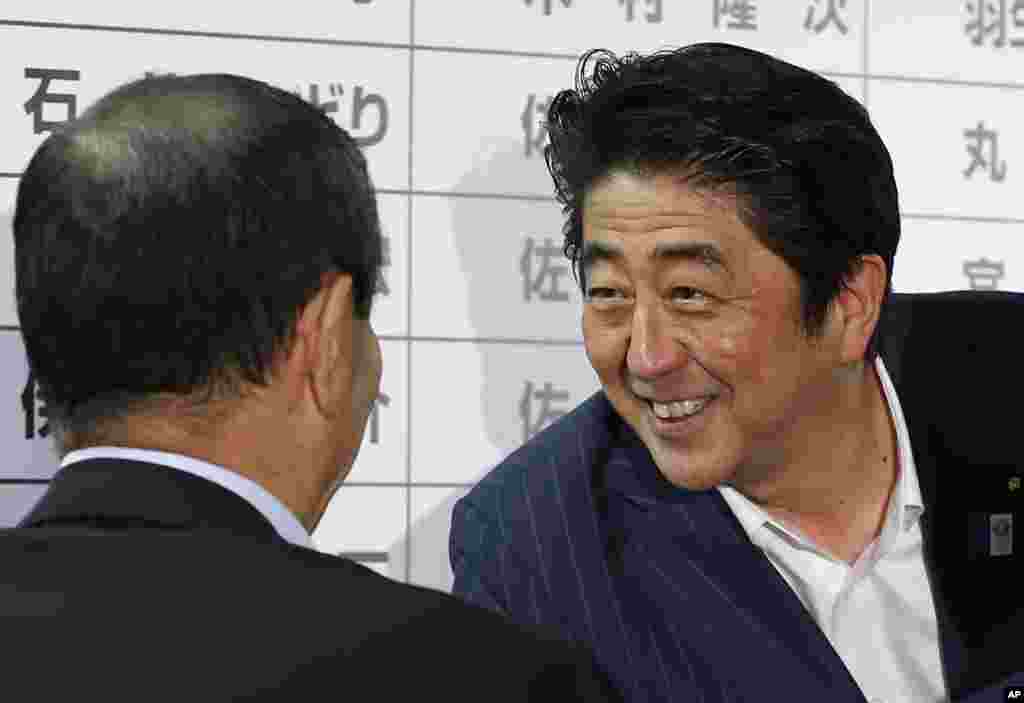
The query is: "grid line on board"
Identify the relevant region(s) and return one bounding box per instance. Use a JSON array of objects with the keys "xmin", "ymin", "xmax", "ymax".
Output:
[
  {"xmin": 5, "ymin": 175, "xmax": 1024, "ymax": 224},
  {"xmin": 0, "ymin": 19, "xmax": 577, "ymax": 61},
  {"xmin": 405, "ymin": 0, "xmax": 416, "ymax": 585},
  {"xmin": 0, "ymin": 328, "xmax": 587, "ymax": 345},
  {"xmin": 5, "ymin": 19, "xmax": 1024, "ymax": 92}
]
